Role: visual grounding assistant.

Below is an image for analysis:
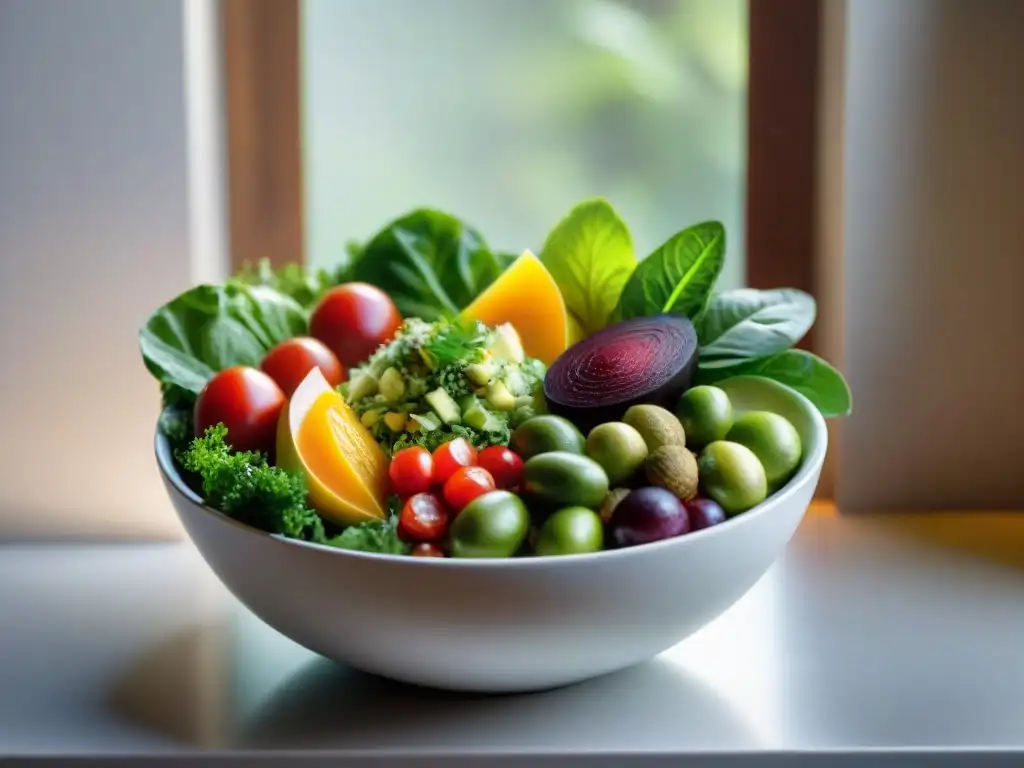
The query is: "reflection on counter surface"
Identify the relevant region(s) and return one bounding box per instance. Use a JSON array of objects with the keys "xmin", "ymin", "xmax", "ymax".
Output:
[{"xmin": 2, "ymin": 506, "xmax": 1024, "ymax": 756}]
